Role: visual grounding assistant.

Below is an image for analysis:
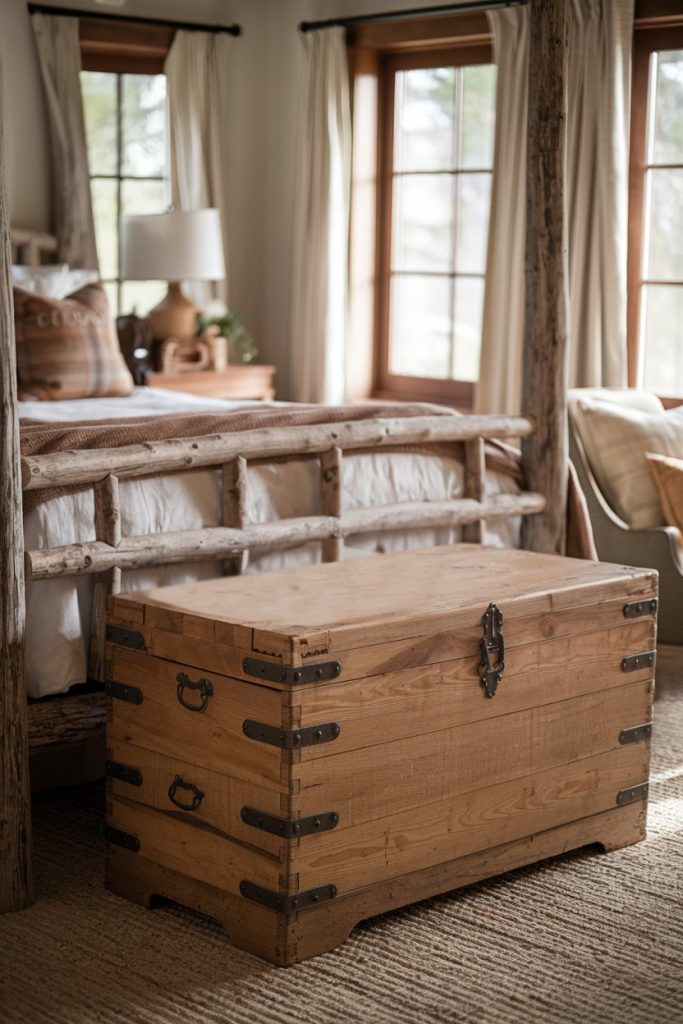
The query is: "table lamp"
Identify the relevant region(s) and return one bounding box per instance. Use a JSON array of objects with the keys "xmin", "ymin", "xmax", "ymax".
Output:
[{"xmin": 121, "ymin": 209, "xmax": 226, "ymax": 341}]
